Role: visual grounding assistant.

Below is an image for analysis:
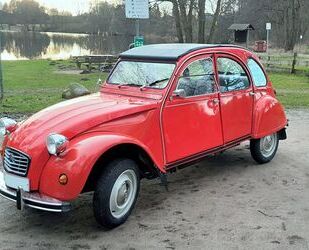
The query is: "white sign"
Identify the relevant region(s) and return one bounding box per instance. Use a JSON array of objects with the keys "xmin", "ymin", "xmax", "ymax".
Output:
[
  {"xmin": 125, "ymin": 0, "xmax": 149, "ymax": 19},
  {"xmin": 266, "ymin": 23, "xmax": 271, "ymax": 30}
]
